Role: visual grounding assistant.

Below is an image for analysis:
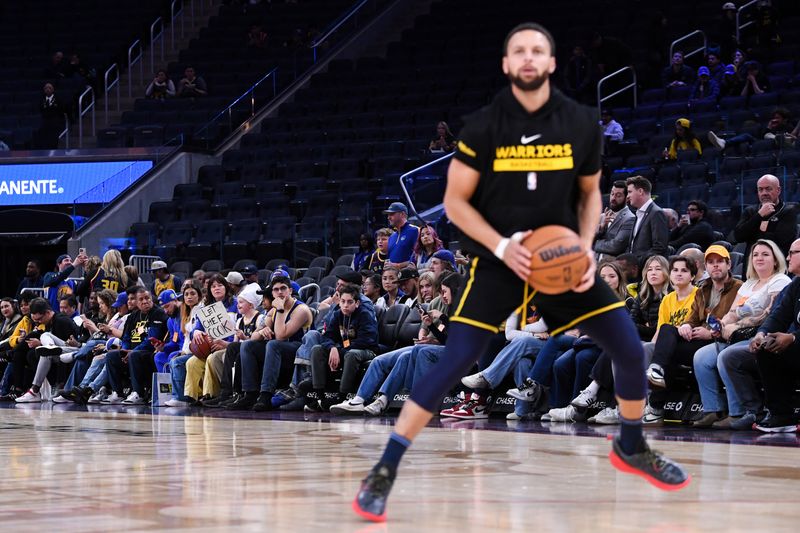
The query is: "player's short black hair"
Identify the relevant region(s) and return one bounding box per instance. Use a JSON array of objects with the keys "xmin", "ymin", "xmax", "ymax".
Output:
[{"xmin": 502, "ymin": 22, "xmax": 556, "ymax": 57}]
